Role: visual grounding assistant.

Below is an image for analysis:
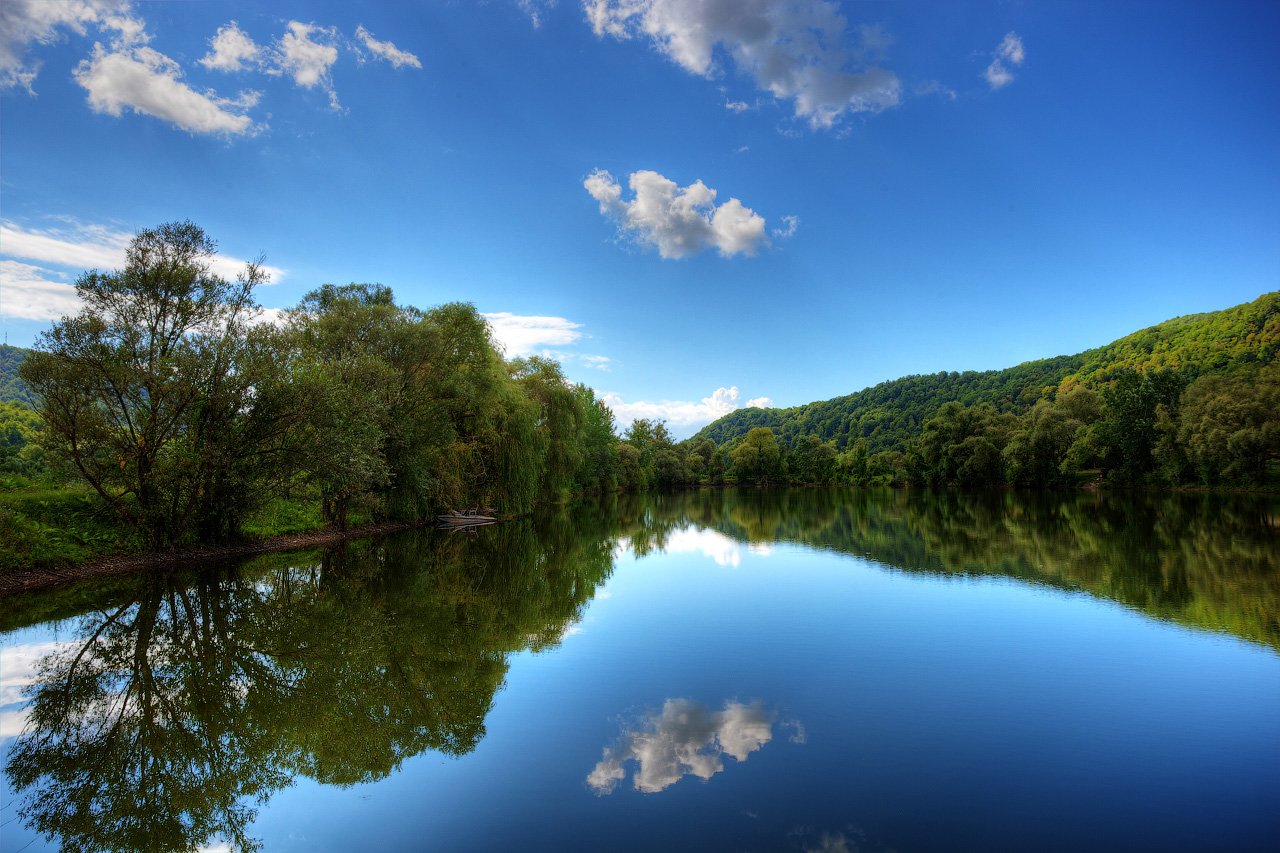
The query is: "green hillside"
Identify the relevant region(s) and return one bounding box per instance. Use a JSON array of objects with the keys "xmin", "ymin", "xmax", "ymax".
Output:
[
  {"xmin": 697, "ymin": 291, "xmax": 1279, "ymax": 453},
  {"xmin": 1, "ymin": 345, "xmax": 34, "ymax": 406}
]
